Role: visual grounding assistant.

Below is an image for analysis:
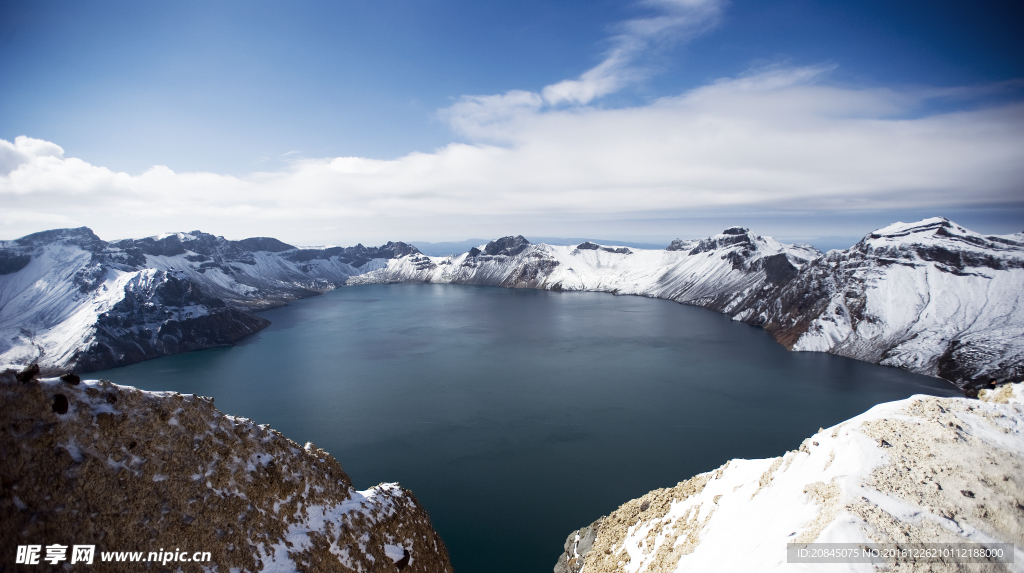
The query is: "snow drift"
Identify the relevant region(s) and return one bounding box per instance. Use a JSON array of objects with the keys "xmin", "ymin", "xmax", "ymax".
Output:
[{"xmin": 553, "ymin": 383, "xmax": 1024, "ymax": 573}]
